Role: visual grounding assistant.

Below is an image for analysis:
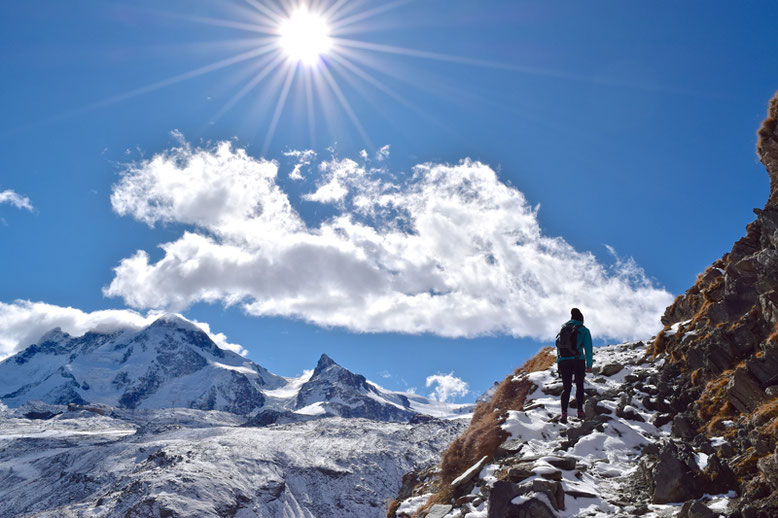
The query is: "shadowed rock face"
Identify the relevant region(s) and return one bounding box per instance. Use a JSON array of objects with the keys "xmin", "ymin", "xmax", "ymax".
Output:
[{"xmin": 654, "ymin": 91, "xmax": 778, "ymax": 516}]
